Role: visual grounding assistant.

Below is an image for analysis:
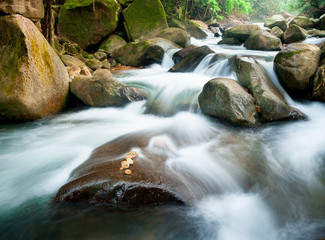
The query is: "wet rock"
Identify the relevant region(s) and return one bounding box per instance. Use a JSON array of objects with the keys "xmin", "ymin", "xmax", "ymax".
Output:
[
  {"xmin": 290, "ymin": 16, "xmax": 314, "ymax": 29},
  {"xmin": 284, "ymin": 24, "xmax": 308, "ymax": 44},
  {"xmin": 264, "ymin": 14, "xmax": 287, "ymax": 32},
  {"xmin": 58, "ymin": 0, "xmax": 121, "ymax": 49},
  {"xmin": 217, "ymin": 37, "xmax": 241, "ymax": 45},
  {"xmin": 270, "ymin": 26, "xmax": 284, "ymax": 39},
  {"xmin": 172, "ymin": 45, "xmax": 197, "ymax": 64},
  {"xmin": 123, "ymin": 0, "xmax": 168, "ymax": 41},
  {"xmin": 0, "ymin": 15, "xmax": 69, "ymax": 121},
  {"xmin": 244, "ymin": 30, "xmax": 282, "ymax": 51},
  {"xmin": 169, "ymin": 17, "xmax": 208, "ymax": 39},
  {"xmin": 0, "ymin": 0, "xmax": 44, "ymax": 19},
  {"xmin": 99, "ymin": 35, "xmax": 127, "ymax": 55},
  {"xmin": 234, "ymin": 57, "xmax": 294, "ymax": 122},
  {"xmin": 198, "ymin": 78, "xmax": 260, "ymax": 127},
  {"xmin": 310, "ymin": 65, "xmax": 325, "ymax": 101},
  {"xmin": 169, "ymin": 46, "xmax": 214, "ymax": 72},
  {"xmin": 70, "ymin": 69, "xmax": 147, "ymax": 107},
  {"xmin": 307, "ymin": 29, "xmax": 325, "ymax": 38},
  {"xmin": 223, "ymin": 24, "xmax": 261, "ymax": 43},
  {"xmin": 274, "ymin": 43, "xmax": 321, "ymax": 97},
  {"xmin": 157, "ymin": 28, "xmax": 190, "ymax": 48}
]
